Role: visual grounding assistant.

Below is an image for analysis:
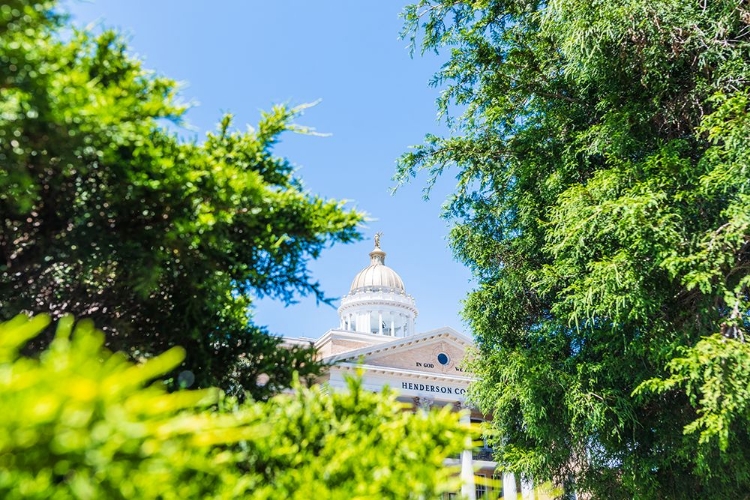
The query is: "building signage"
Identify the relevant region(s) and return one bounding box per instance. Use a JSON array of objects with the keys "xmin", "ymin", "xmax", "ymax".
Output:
[{"xmin": 400, "ymin": 381, "xmax": 467, "ymax": 396}]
